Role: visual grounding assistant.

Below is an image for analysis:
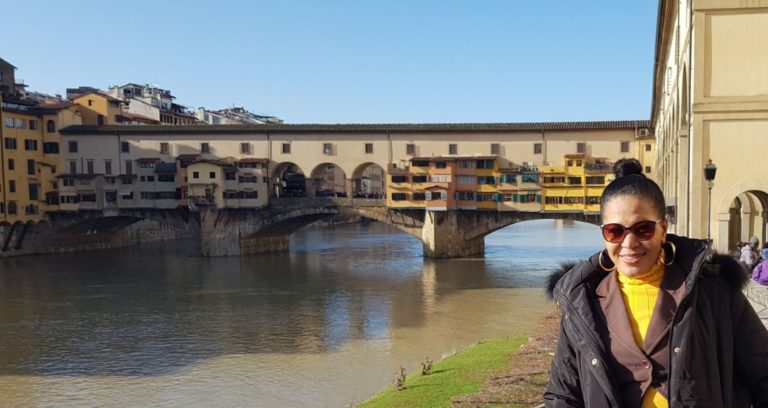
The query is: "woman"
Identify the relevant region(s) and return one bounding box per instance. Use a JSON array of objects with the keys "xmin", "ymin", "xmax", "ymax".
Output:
[
  {"xmin": 752, "ymin": 248, "xmax": 768, "ymax": 285},
  {"xmin": 544, "ymin": 158, "xmax": 768, "ymax": 407}
]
